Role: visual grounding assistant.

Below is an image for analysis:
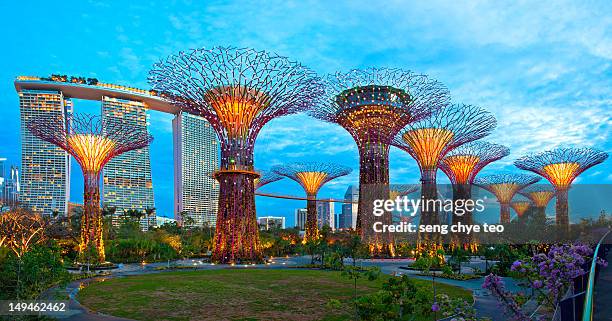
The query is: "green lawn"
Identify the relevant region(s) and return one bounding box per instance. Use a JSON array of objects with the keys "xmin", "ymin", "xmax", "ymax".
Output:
[{"xmin": 77, "ymin": 269, "xmax": 472, "ymax": 321}]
